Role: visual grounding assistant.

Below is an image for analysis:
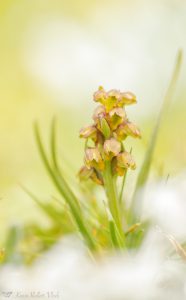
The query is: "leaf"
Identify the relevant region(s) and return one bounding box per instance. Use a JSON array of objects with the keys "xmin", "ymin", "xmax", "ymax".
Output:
[
  {"xmin": 50, "ymin": 116, "xmax": 58, "ymax": 170},
  {"xmin": 100, "ymin": 118, "xmax": 111, "ymax": 138},
  {"xmin": 34, "ymin": 122, "xmax": 97, "ymax": 250},
  {"xmin": 21, "ymin": 185, "xmax": 68, "ymax": 226},
  {"xmin": 103, "ymin": 200, "xmax": 125, "ymax": 249},
  {"xmin": 129, "ymin": 50, "xmax": 183, "ymax": 222}
]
